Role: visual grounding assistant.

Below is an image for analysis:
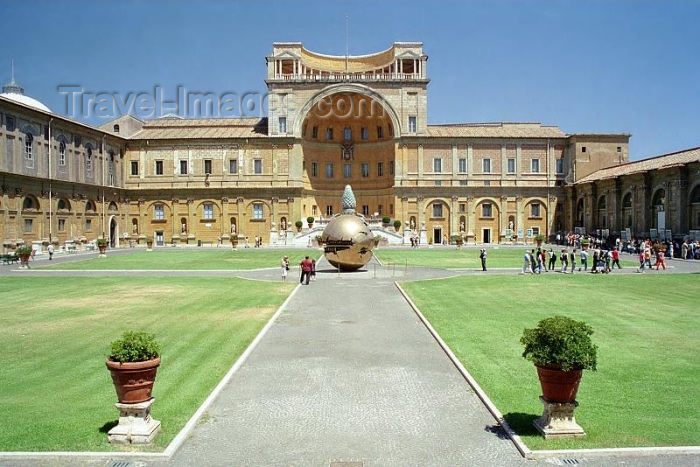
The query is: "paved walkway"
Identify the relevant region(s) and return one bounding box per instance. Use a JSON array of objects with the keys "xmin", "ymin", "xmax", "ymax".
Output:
[{"xmin": 1, "ymin": 248, "xmax": 699, "ymax": 466}]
